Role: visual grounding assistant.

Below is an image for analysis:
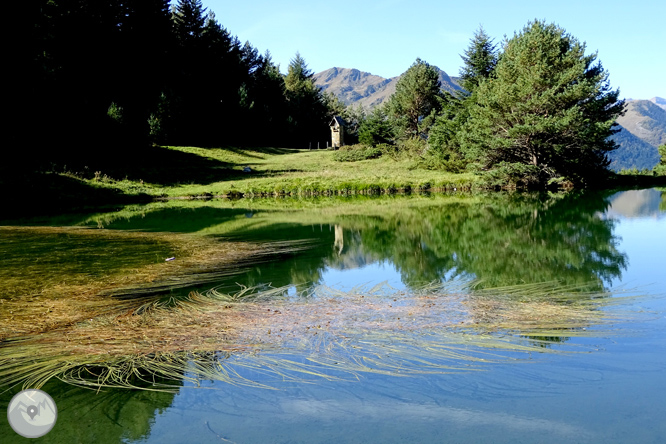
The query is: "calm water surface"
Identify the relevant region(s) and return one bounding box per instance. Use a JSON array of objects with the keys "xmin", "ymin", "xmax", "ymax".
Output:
[{"xmin": 1, "ymin": 189, "xmax": 665, "ymax": 443}]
